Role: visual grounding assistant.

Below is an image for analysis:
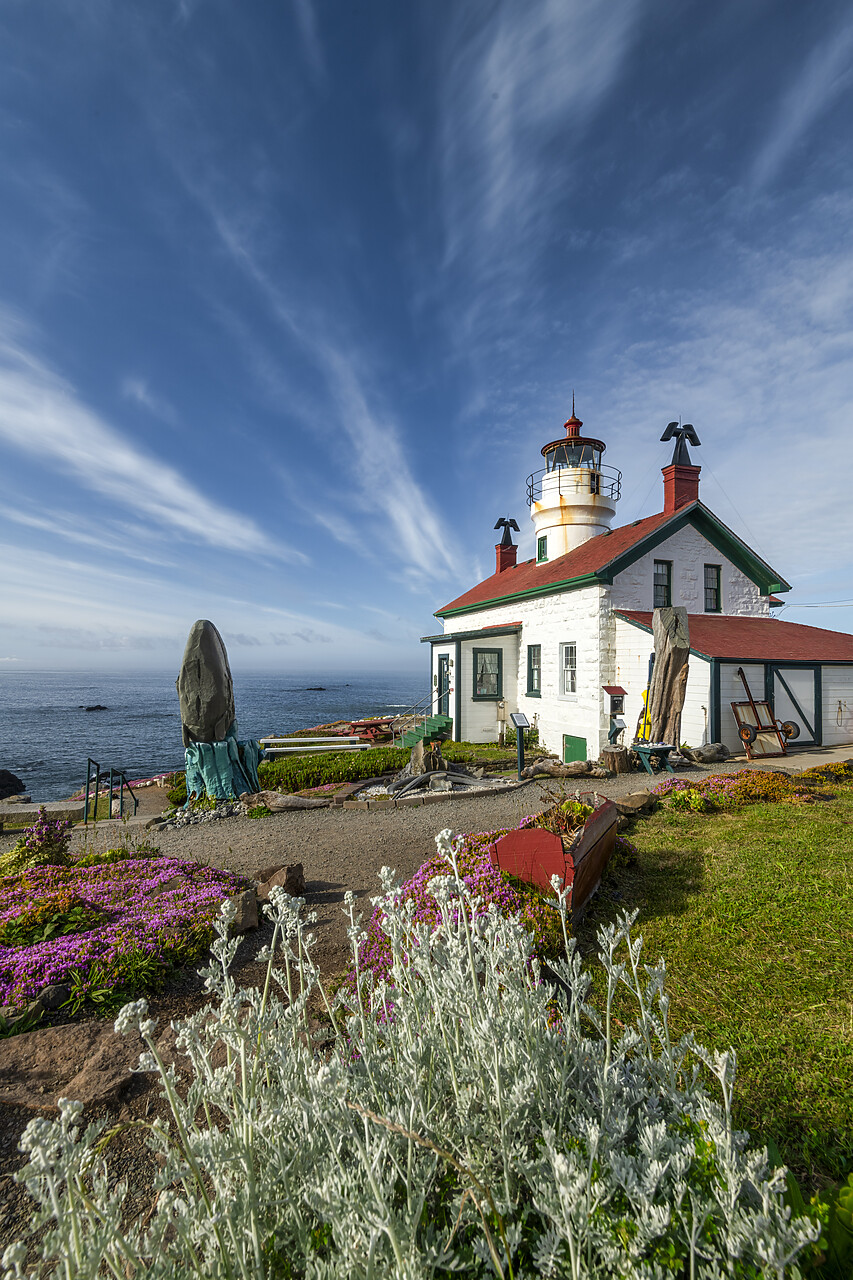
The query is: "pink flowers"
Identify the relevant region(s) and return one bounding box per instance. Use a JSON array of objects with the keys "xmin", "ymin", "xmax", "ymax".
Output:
[
  {"xmin": 350, "ymin": 817, "xmax": 562, "ymax": 993},
  {"xmin": 0, "ymin": 858, "xmax": 245, "ymax": 1006}
]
